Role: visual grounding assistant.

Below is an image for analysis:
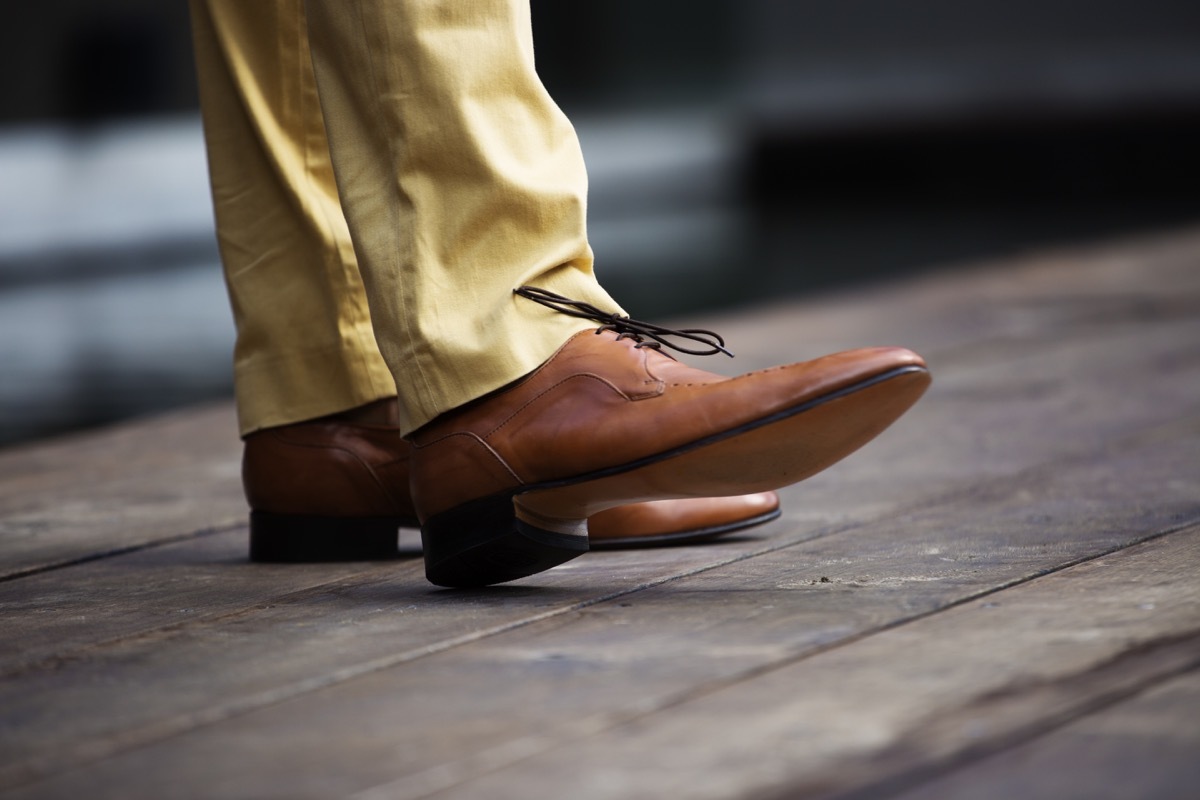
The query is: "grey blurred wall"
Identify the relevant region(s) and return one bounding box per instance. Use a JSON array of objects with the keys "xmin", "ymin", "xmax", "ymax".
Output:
[
  {"xmin": 1, "ymin": 1, "xmax": 197, "ymax": 123},
  {"xmin": 5, "ymin": 1, "xmax": 1200, "ymax": 123}
]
